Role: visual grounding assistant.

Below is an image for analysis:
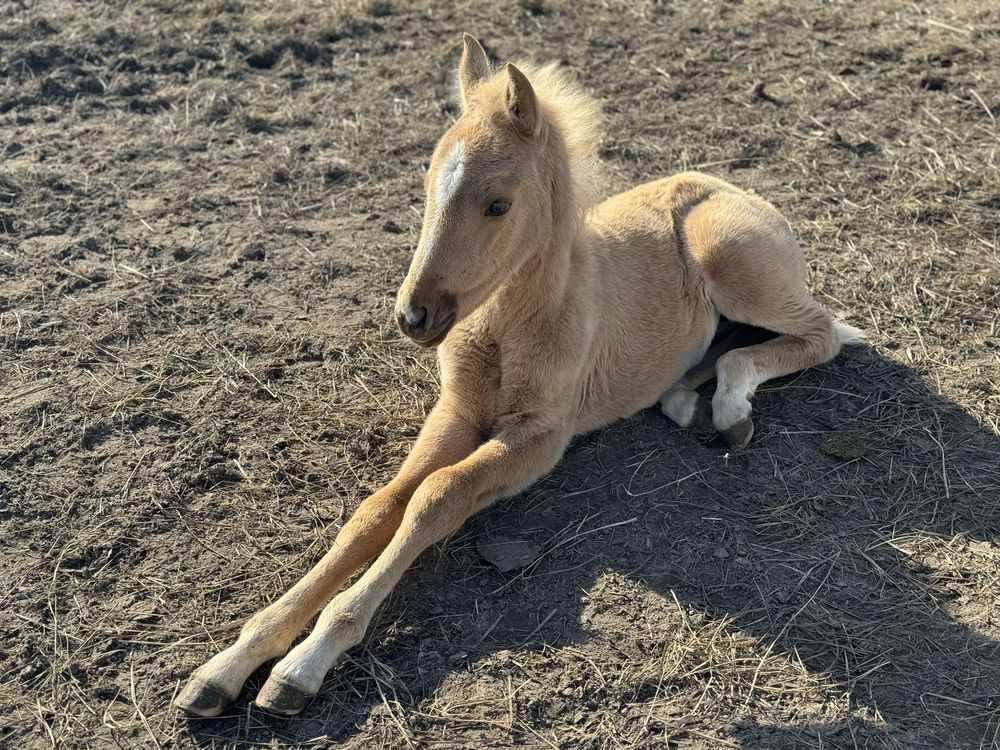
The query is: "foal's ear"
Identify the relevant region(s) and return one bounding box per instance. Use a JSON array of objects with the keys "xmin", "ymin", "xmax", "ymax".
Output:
[
  {"xmin": 505, "ymin": 63, "xmax": 540, "ymax": 138},
  {"xmin": 459, "ymin": 33, "xmax": 491, "ymax": 106}
]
